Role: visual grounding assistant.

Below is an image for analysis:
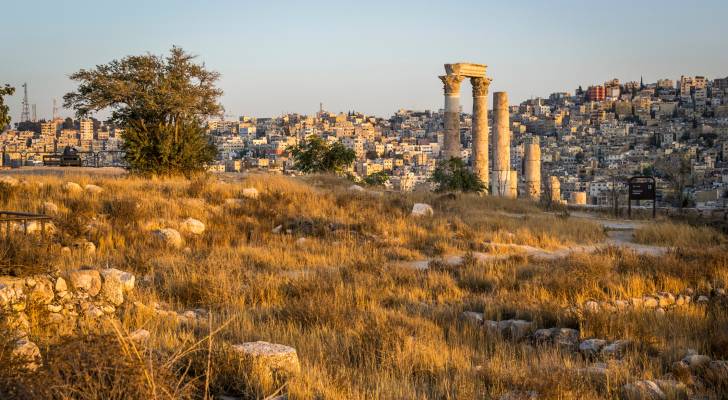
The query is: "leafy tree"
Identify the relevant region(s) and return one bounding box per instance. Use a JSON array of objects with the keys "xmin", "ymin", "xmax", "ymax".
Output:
[
  {"xmin": 363, "ymin": 171, "xmax": 389, "ymax": 187},
  {"xmin": 64, "ymin": 46, "xmax": 221, "ymax": 176},
  {"xmin": 0, "ymin": 84, "xmax": 15, "ymax": 130},
  {"xmin": 430, "ymin": 157, "xmax": 485, "ymax": 193},
  {"xmin": 289, "ymin": 136, "xmax": 355, "ymax": 174}
]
